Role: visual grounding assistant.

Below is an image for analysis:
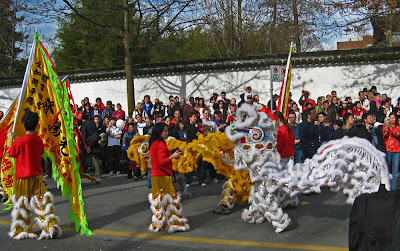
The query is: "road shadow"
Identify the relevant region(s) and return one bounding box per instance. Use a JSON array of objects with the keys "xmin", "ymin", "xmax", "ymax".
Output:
[
  {"xmin": 85, "ymin": 200, "xmax": 150, "ymax": 230},
  {"xmin": 186, "ymin": 184, "xmax": 351, "ymax": 233},
  {"xmin": 284, "ymin": 187, "xmax": 352, "ymax": 232}
]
